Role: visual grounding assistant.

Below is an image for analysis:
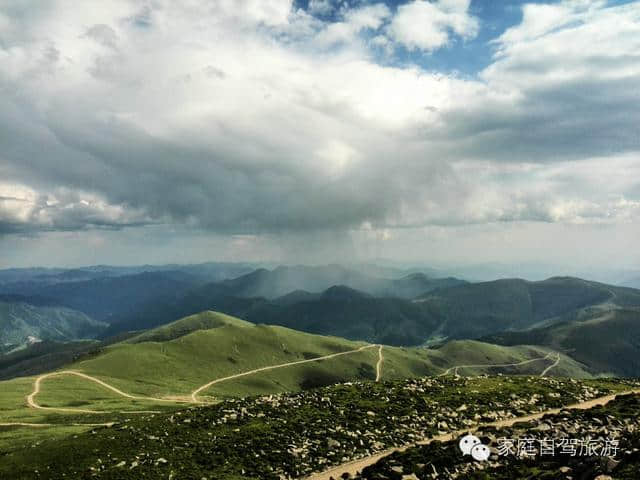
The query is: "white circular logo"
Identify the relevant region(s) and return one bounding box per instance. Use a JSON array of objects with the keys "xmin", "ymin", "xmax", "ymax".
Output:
[
  {"xmin": 470, "ymin": 443, "xmax": 491, "ymax": 462},
  {"xmin": 459, "ymin": 434, "xmax": 481, "ymax": 456}
]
